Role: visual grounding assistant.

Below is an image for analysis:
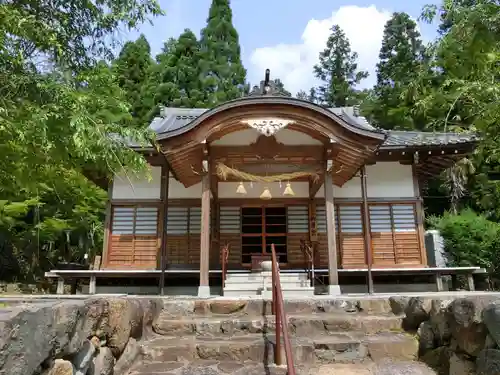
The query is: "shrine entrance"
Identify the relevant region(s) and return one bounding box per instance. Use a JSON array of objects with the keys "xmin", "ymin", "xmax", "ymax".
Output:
[{"xmin": 241, "ymin": 206, "xmax": 288, "ymax": 267}]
